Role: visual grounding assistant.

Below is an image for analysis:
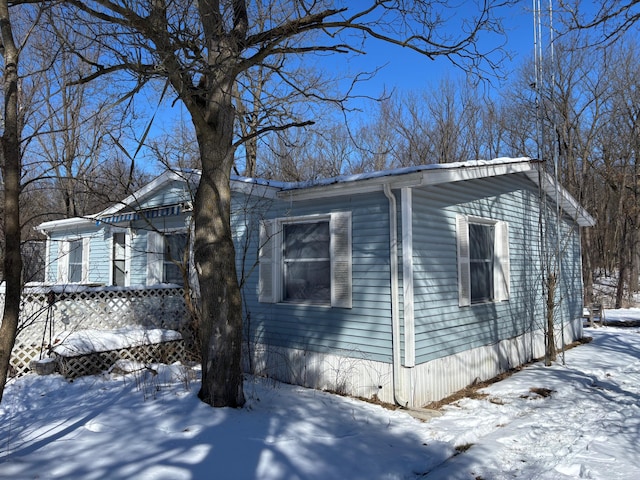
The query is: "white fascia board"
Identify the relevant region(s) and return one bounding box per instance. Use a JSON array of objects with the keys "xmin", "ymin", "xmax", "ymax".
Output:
[
  {"xmin": 230, "ymin": 179, "xmax": 280, "ymax": 199},
  {"xmin": 418, "ymin": 161, "xmax": 535, "ymax": 186},
  {"xmin": 276, "ymin": 172, "xmax": 424, "ymax": 201},
  {"xmin": 37, "ymin": 216, "xmax": 96, "ymax": 233},
  {"xmin": 525, "ymin": 169, "xmax": 596, "ymax": 227},
  {"xmin": 277, "ymin": 159, "xmax": 536, "ymax": 201},
  {"xmin": 96, "ymin": 170, "xmax": 198, "ymax": 217}
]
